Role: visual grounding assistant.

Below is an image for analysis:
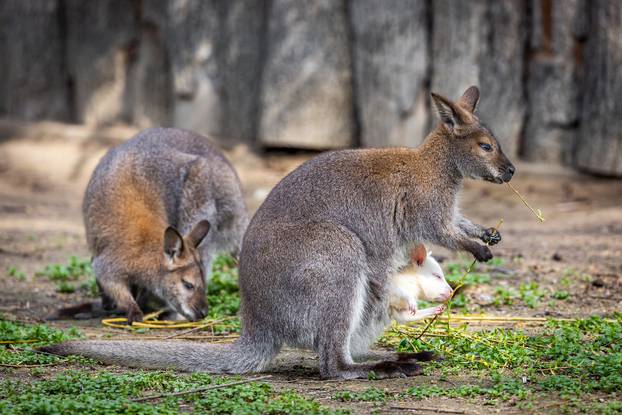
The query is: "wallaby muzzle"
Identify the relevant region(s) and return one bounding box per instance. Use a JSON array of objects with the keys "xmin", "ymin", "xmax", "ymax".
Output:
[{"xmin": 501, "ymin": 164, "xmax": 515, "ymax": 183}]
